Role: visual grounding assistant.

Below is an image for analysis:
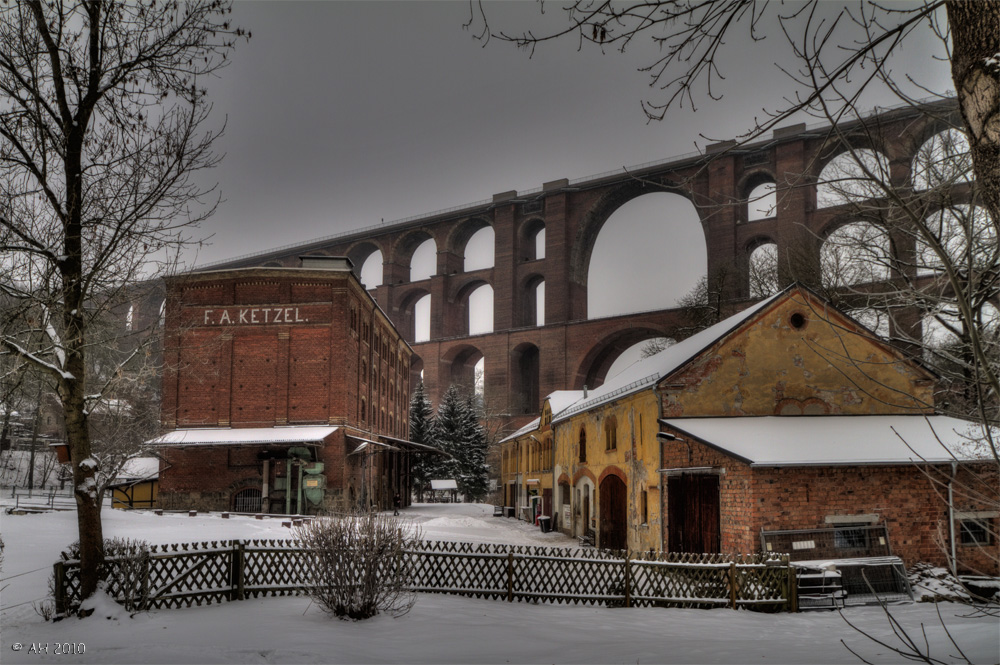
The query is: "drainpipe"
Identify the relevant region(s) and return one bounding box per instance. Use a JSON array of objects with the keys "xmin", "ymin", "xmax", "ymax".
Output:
[
  {"xmin": 261, "ymin": 459, "xmax": 270, "ymax": 512},
  {"xmin": 297, "ymin": 460, "xmax": 305, "ymax": 515},
  {"xmin": 949, "ymin": 461, "xmax": 957, "ymax": 577},
  {"xmin": 285, "ymin": 459, "xmax": 292, "ymax": 516}
]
